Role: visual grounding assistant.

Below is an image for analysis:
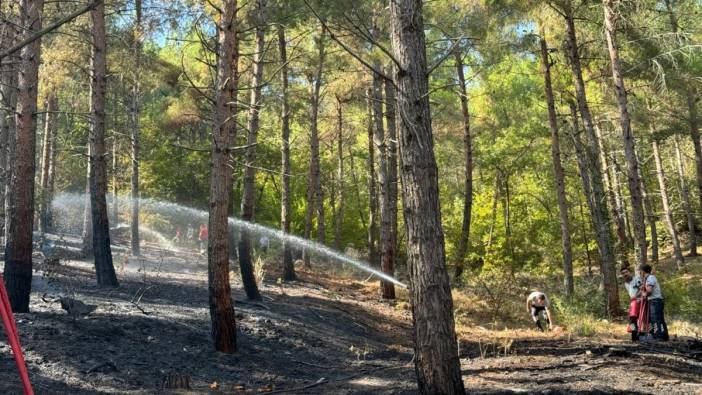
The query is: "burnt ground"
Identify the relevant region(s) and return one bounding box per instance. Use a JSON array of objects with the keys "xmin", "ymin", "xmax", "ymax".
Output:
[{"xmin": 1, "ymin": 235, "xmax": 701, "ymax": 394}]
